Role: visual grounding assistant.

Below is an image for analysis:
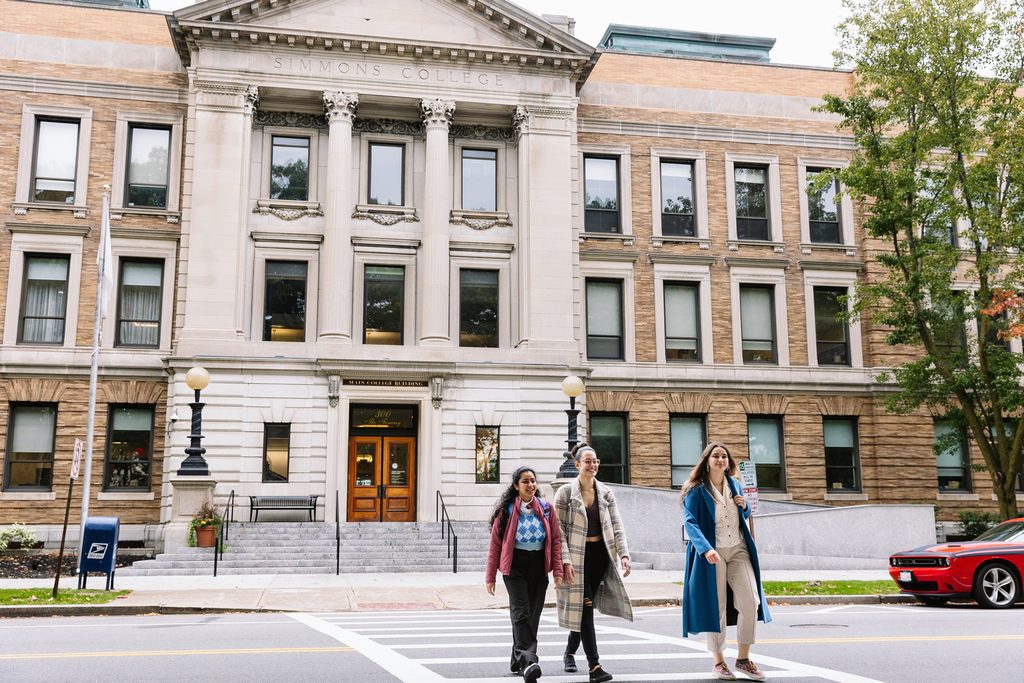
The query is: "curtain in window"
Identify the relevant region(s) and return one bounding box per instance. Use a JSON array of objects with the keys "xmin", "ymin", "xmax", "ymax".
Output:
[
  {"xmin": 22, "ymin": 257, "xmax": 68, "ymax": 343},
  {"xmin": 748, "ymin": 417, "xmax": 784, "ymax": 489},
  {"xmin": 670, "ymin": 416, "xmax": 705, "ymax": 487},
  {"xmin": 119, "ymin": 261, "xmax": 162, "ymax": 346},
  {"xmin": 665, "ymin": 284, "xmax": 698, "ymax": 359}
]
